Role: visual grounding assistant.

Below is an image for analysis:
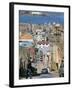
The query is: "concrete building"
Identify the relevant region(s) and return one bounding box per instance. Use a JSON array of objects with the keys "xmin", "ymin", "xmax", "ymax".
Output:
[{"xmin": 19, "ymin": 22, "xmax": 64, "ymax": 74}]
